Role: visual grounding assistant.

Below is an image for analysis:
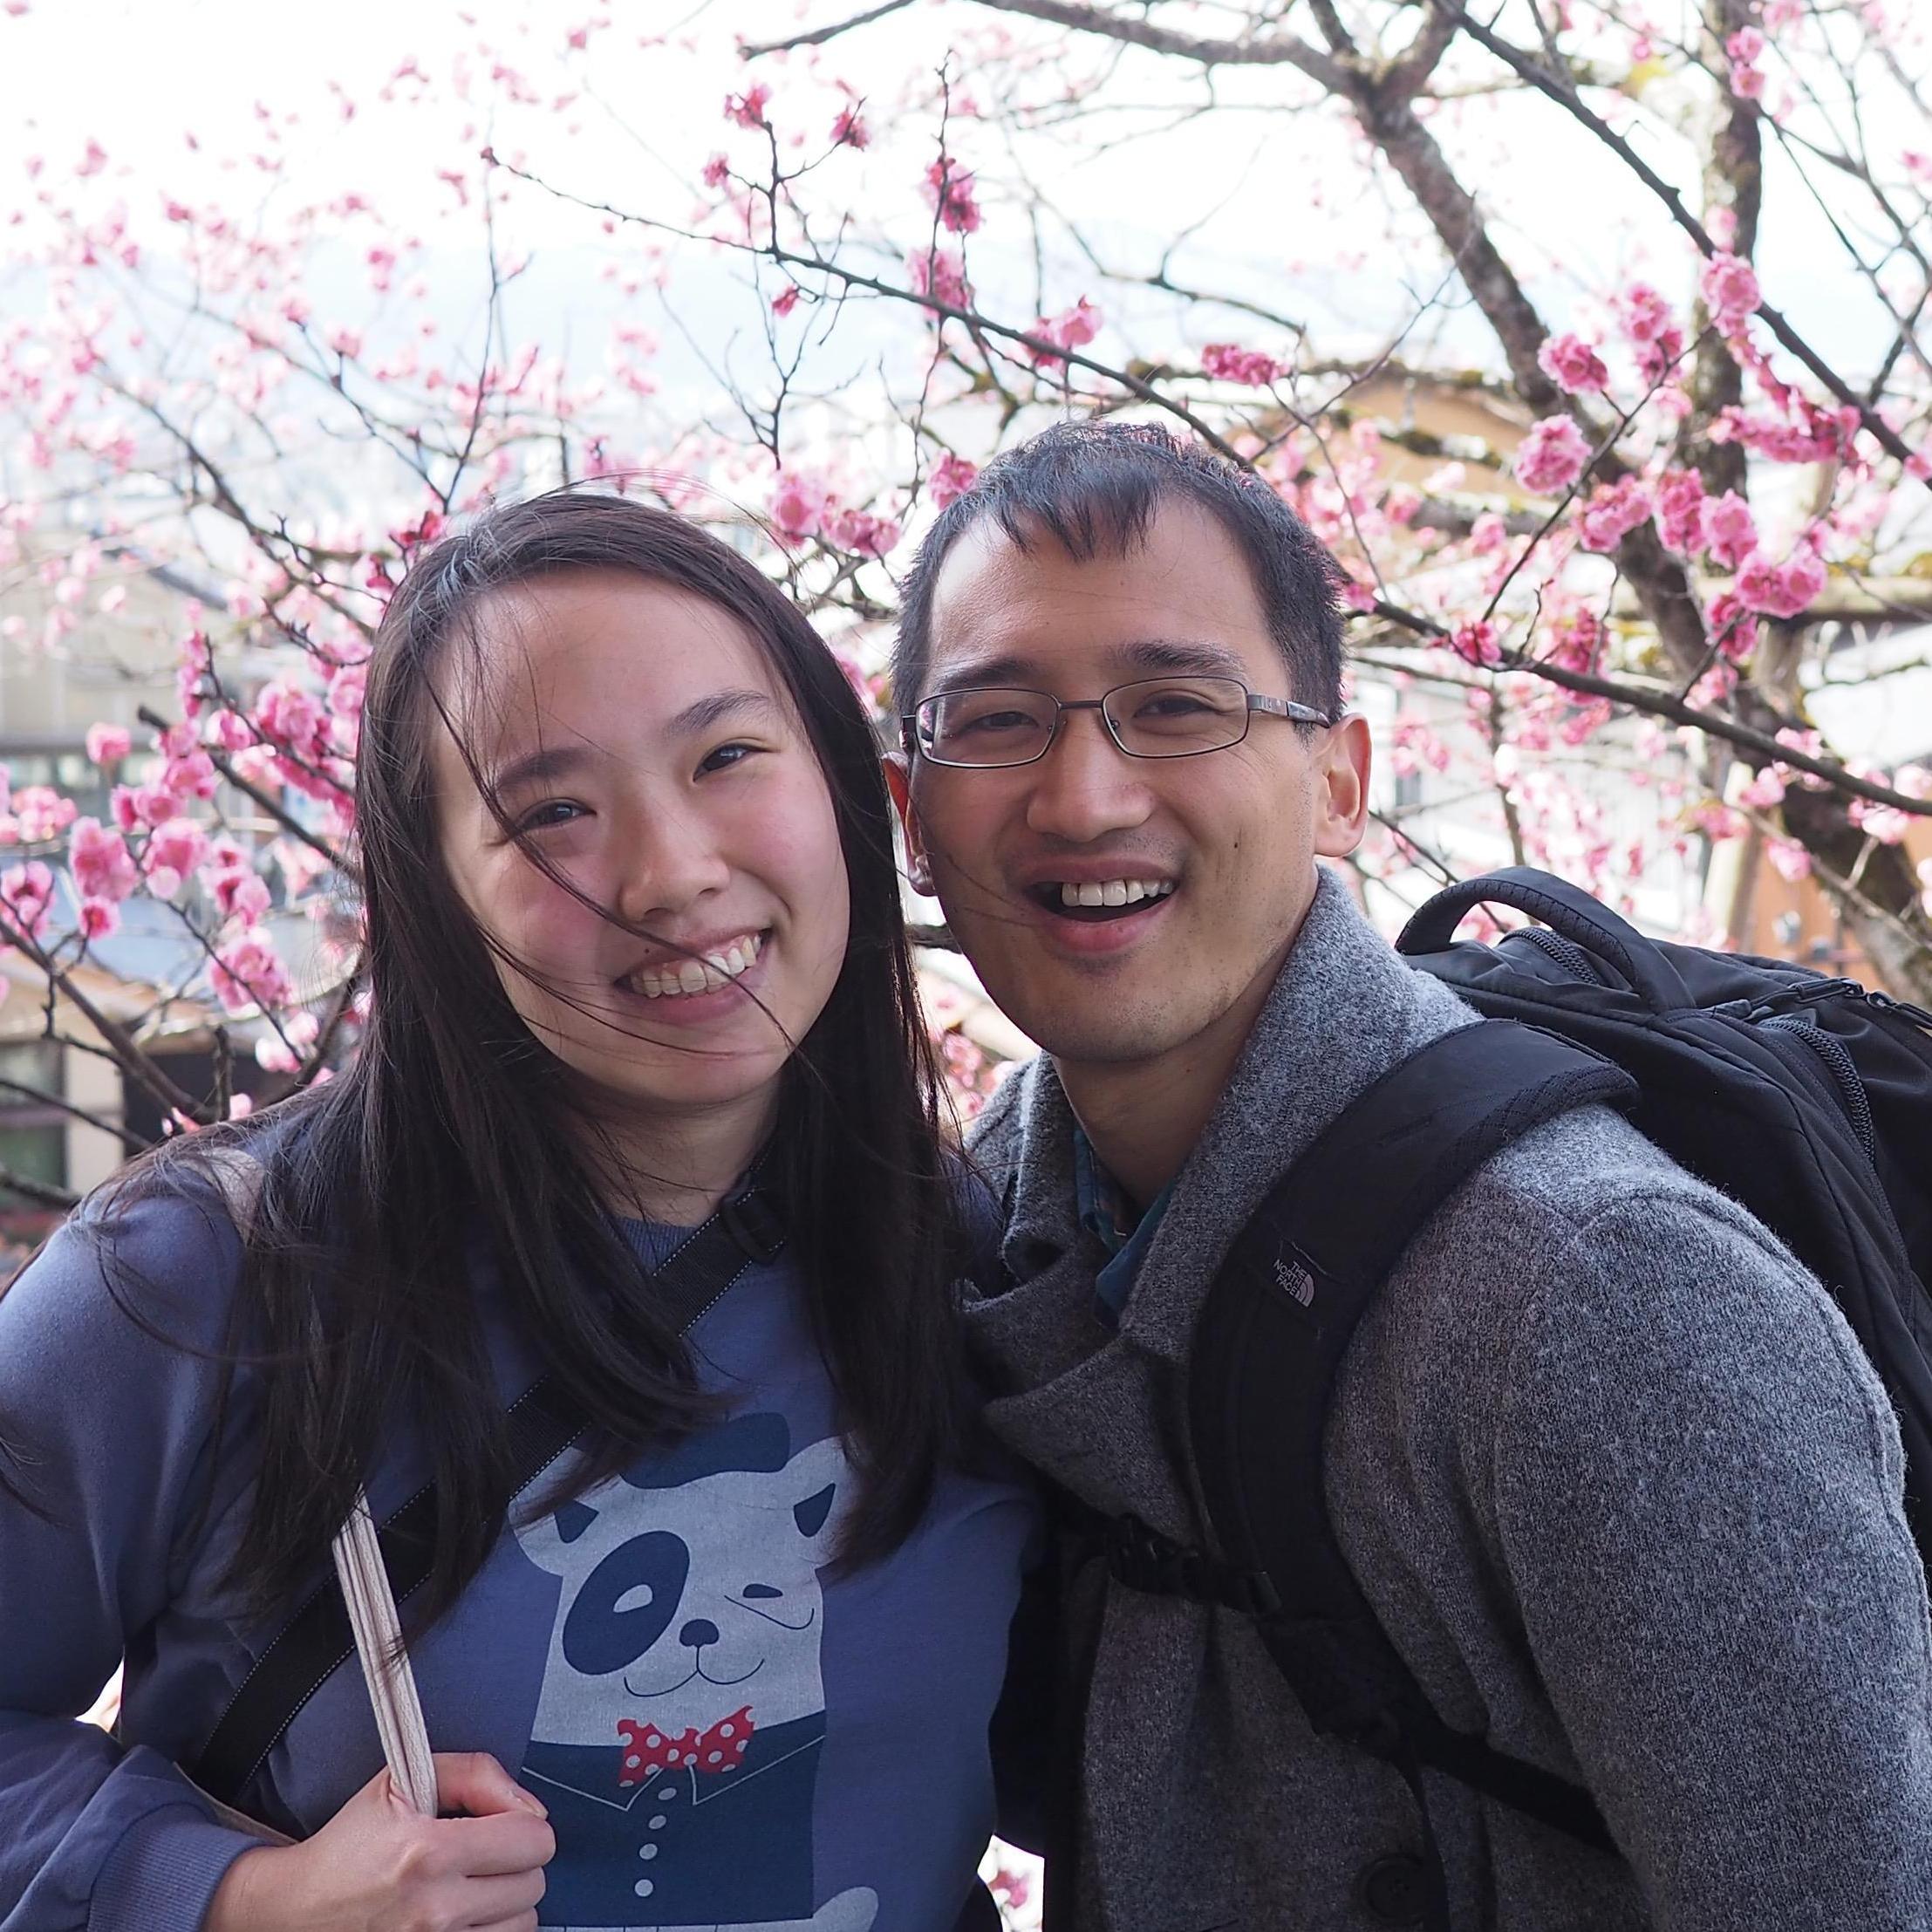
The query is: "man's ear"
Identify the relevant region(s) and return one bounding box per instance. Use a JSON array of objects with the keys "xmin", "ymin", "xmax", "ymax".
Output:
[
  {"xmin": 1312, "ymin": 713, "xmax": 1373, "ymax": 861},
  {"xmin": 883, "ymin": 751, "xmax": 936, "ymax": 897}
]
